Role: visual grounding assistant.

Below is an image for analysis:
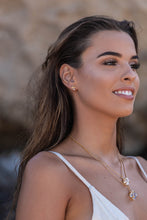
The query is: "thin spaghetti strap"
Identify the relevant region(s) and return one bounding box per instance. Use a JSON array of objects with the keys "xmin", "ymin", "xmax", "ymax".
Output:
[
  {"xmin": 49, "ymin": 151, "xmax": 91, "ymax": 188},
  {"xmin": 127, "ymin": 156, "xmax": 147, "ymax": 181}
]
